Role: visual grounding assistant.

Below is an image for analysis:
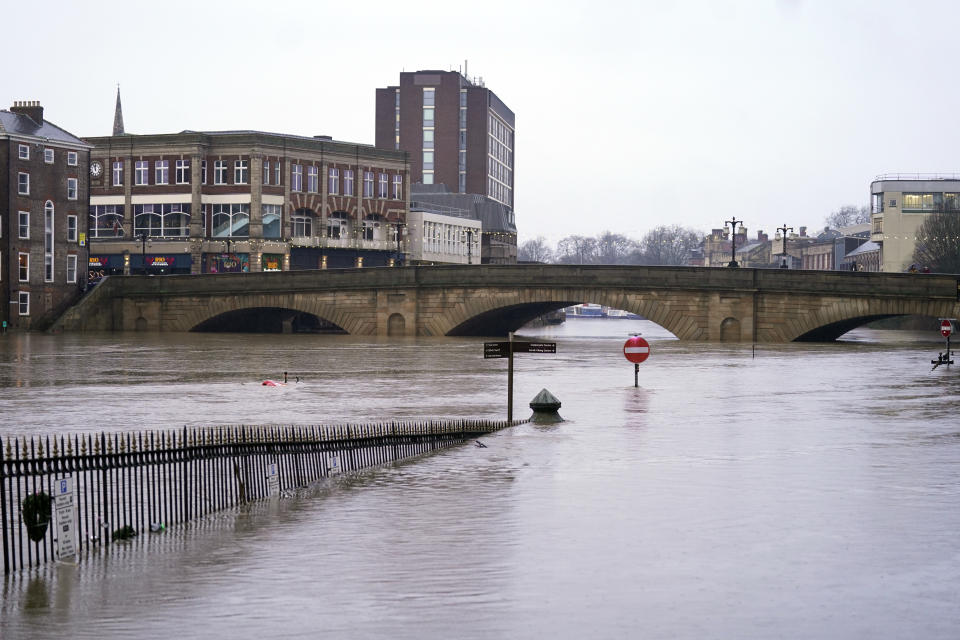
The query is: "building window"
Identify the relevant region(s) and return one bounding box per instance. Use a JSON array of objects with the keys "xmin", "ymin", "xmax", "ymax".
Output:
[
  {"xmin": 67, "ymin": 151, "xmax": 78, "ymax": 166},
  {"xmin": 211, "ymin": 203, "xmax": 249, "ymax": 237},
  {"xmin": 423, "ymin": 129, "xmax": 434, "ymax": 150},
  {"xmin": 423, "ymin": 172, "xmax": 434, "ymax": 185},
  {"xmin": 19, "ymin": 211, "xmax": 30, "ymax": 239},
  {"xmin": 19, "ymin": 144, "xmax": 29, "ymax": 160},
  {"xmin": 45, "ymin": 201, "xmax": 54, "ymax": 282},
  {"xmin": 67, "ymin": 215, "xmax": 78, "ymax": 242},
  {"xmin": 393, "ymin": 175, "xmax": 403, "ymax": 200},
  {"xmin": 307, "ymin": 165, "xmax": 319, "ymax": 193},
  {"xmin": 423, "ymin": 151, "xmax": 434, "ymax": 170},
  {"xmin": 292, "ymin": 212, "xmax": 312, "ymax": 237},
  {"xmin": 292, "ymin": 164, "xmax": 303, "ymax": 191},
  {"xmin": 67, "ymin": 254, "xmax": 77, "ymax": 283},
  {"xmin": 363, "ymin": 171, "xmax": 374, "ymax": 198},
  {"xmin": 378, "ymin": 173, "xmax": 388, "ymax": 198},
  {"xmin": 328, "ymin": 168, "xmax": 339, "ymax": 195},
  {"xmin": 134, "ymin": 203, "xmax": 192, "ymax": 237},
  {"xmin": 235, "ymin": 159, "xmax": 249, "ymax": 184},
  {"xmin": 44, "ymin": 148, "xmax": 54, "ymax": 163},
  {"xmin": 175, "ymin": 159, "xmax": 190, "ymax": 184},
  {"xmin": 19, "ymin": 252, "xmax": 29, "ymax": 282},
  {"xmin": 18, "ymin": 172, "xmax": 29, "ymax": 195},
  {"xmin": 344, "ymin": 170, "xmax": 354, "ymax": 196},
  {"xmin": 262, "ymin": 204, "xmax": 282, "ymax": 238},
  {"xmin": 67, "ymin": 178, "xmax": 78, "ymax": 200},
  {"xmin": 89, "ymin": 205, "xmax": 125, "ymax": 238},
  {"xmin": 423, "ymin": 107, "xmax": 434, "ymax": 126},
  {"xmin": 214, "ymin": 160, "xmax": 228, "ymax": 185},
  {"xmin": 423, "ymin": 88, "xmax": 435, "ymax": 106},
  {"xmin": 202, "ymin": 160, "xmax": 208, "ymax": 184},
  {"xmin": 135, "ymin": 161, "xmax": 149, "ymax": 185},
  {"xmin": 155, "ymin": 160, "xmax": 169, "ymax": 185},
  {"xmin": 113, "ymin": 161, "xmax": 123, "ymax": 186},
  {"xmin": 263, "ymin": 160, "xmax": 270, "ymax": 185},
  {"xmin": 275, "ymin": 161, "xmax": 281, "ymax": 186},
  {"xmin": 18, "ymin": 291, "xmax": 29, "ymax": 316}
]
